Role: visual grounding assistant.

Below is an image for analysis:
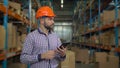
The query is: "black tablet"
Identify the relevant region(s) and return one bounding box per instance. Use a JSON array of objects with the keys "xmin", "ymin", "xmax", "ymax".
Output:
[{"xmin": 59, "ymin": 42, "xmax": 69, "ymax": 49}]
